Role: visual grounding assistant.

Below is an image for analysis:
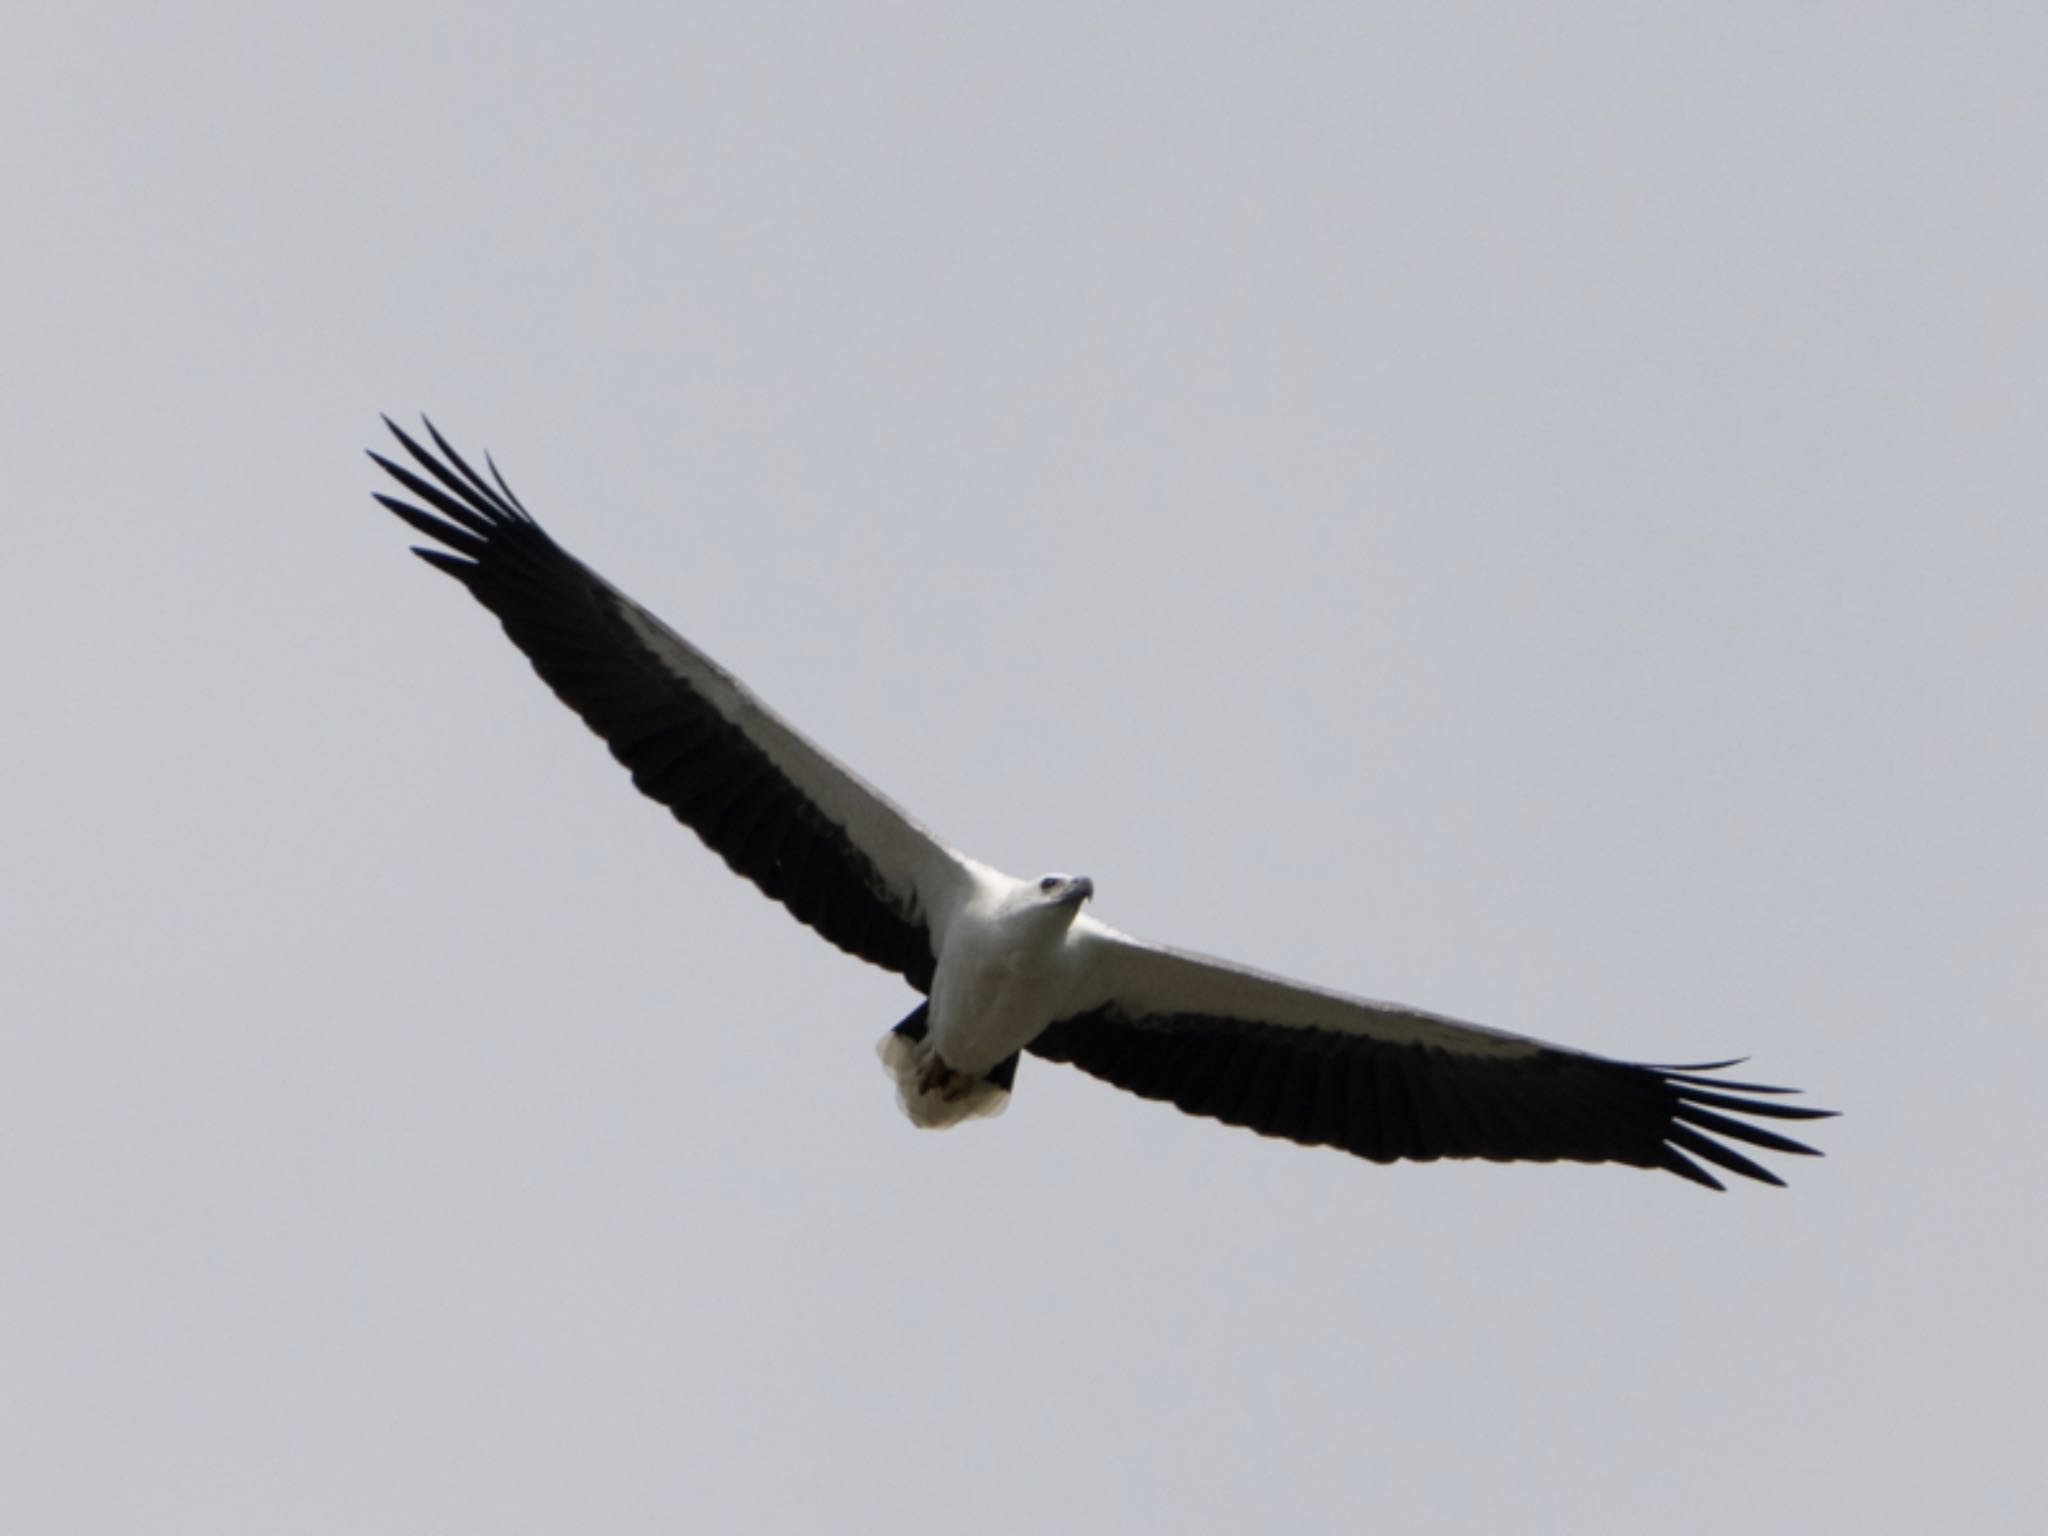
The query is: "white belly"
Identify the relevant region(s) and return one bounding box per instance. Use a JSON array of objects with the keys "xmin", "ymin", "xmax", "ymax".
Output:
[{"xmin": 926, "ymin": 908, "xmax": 1076, "ymax": 1075}]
